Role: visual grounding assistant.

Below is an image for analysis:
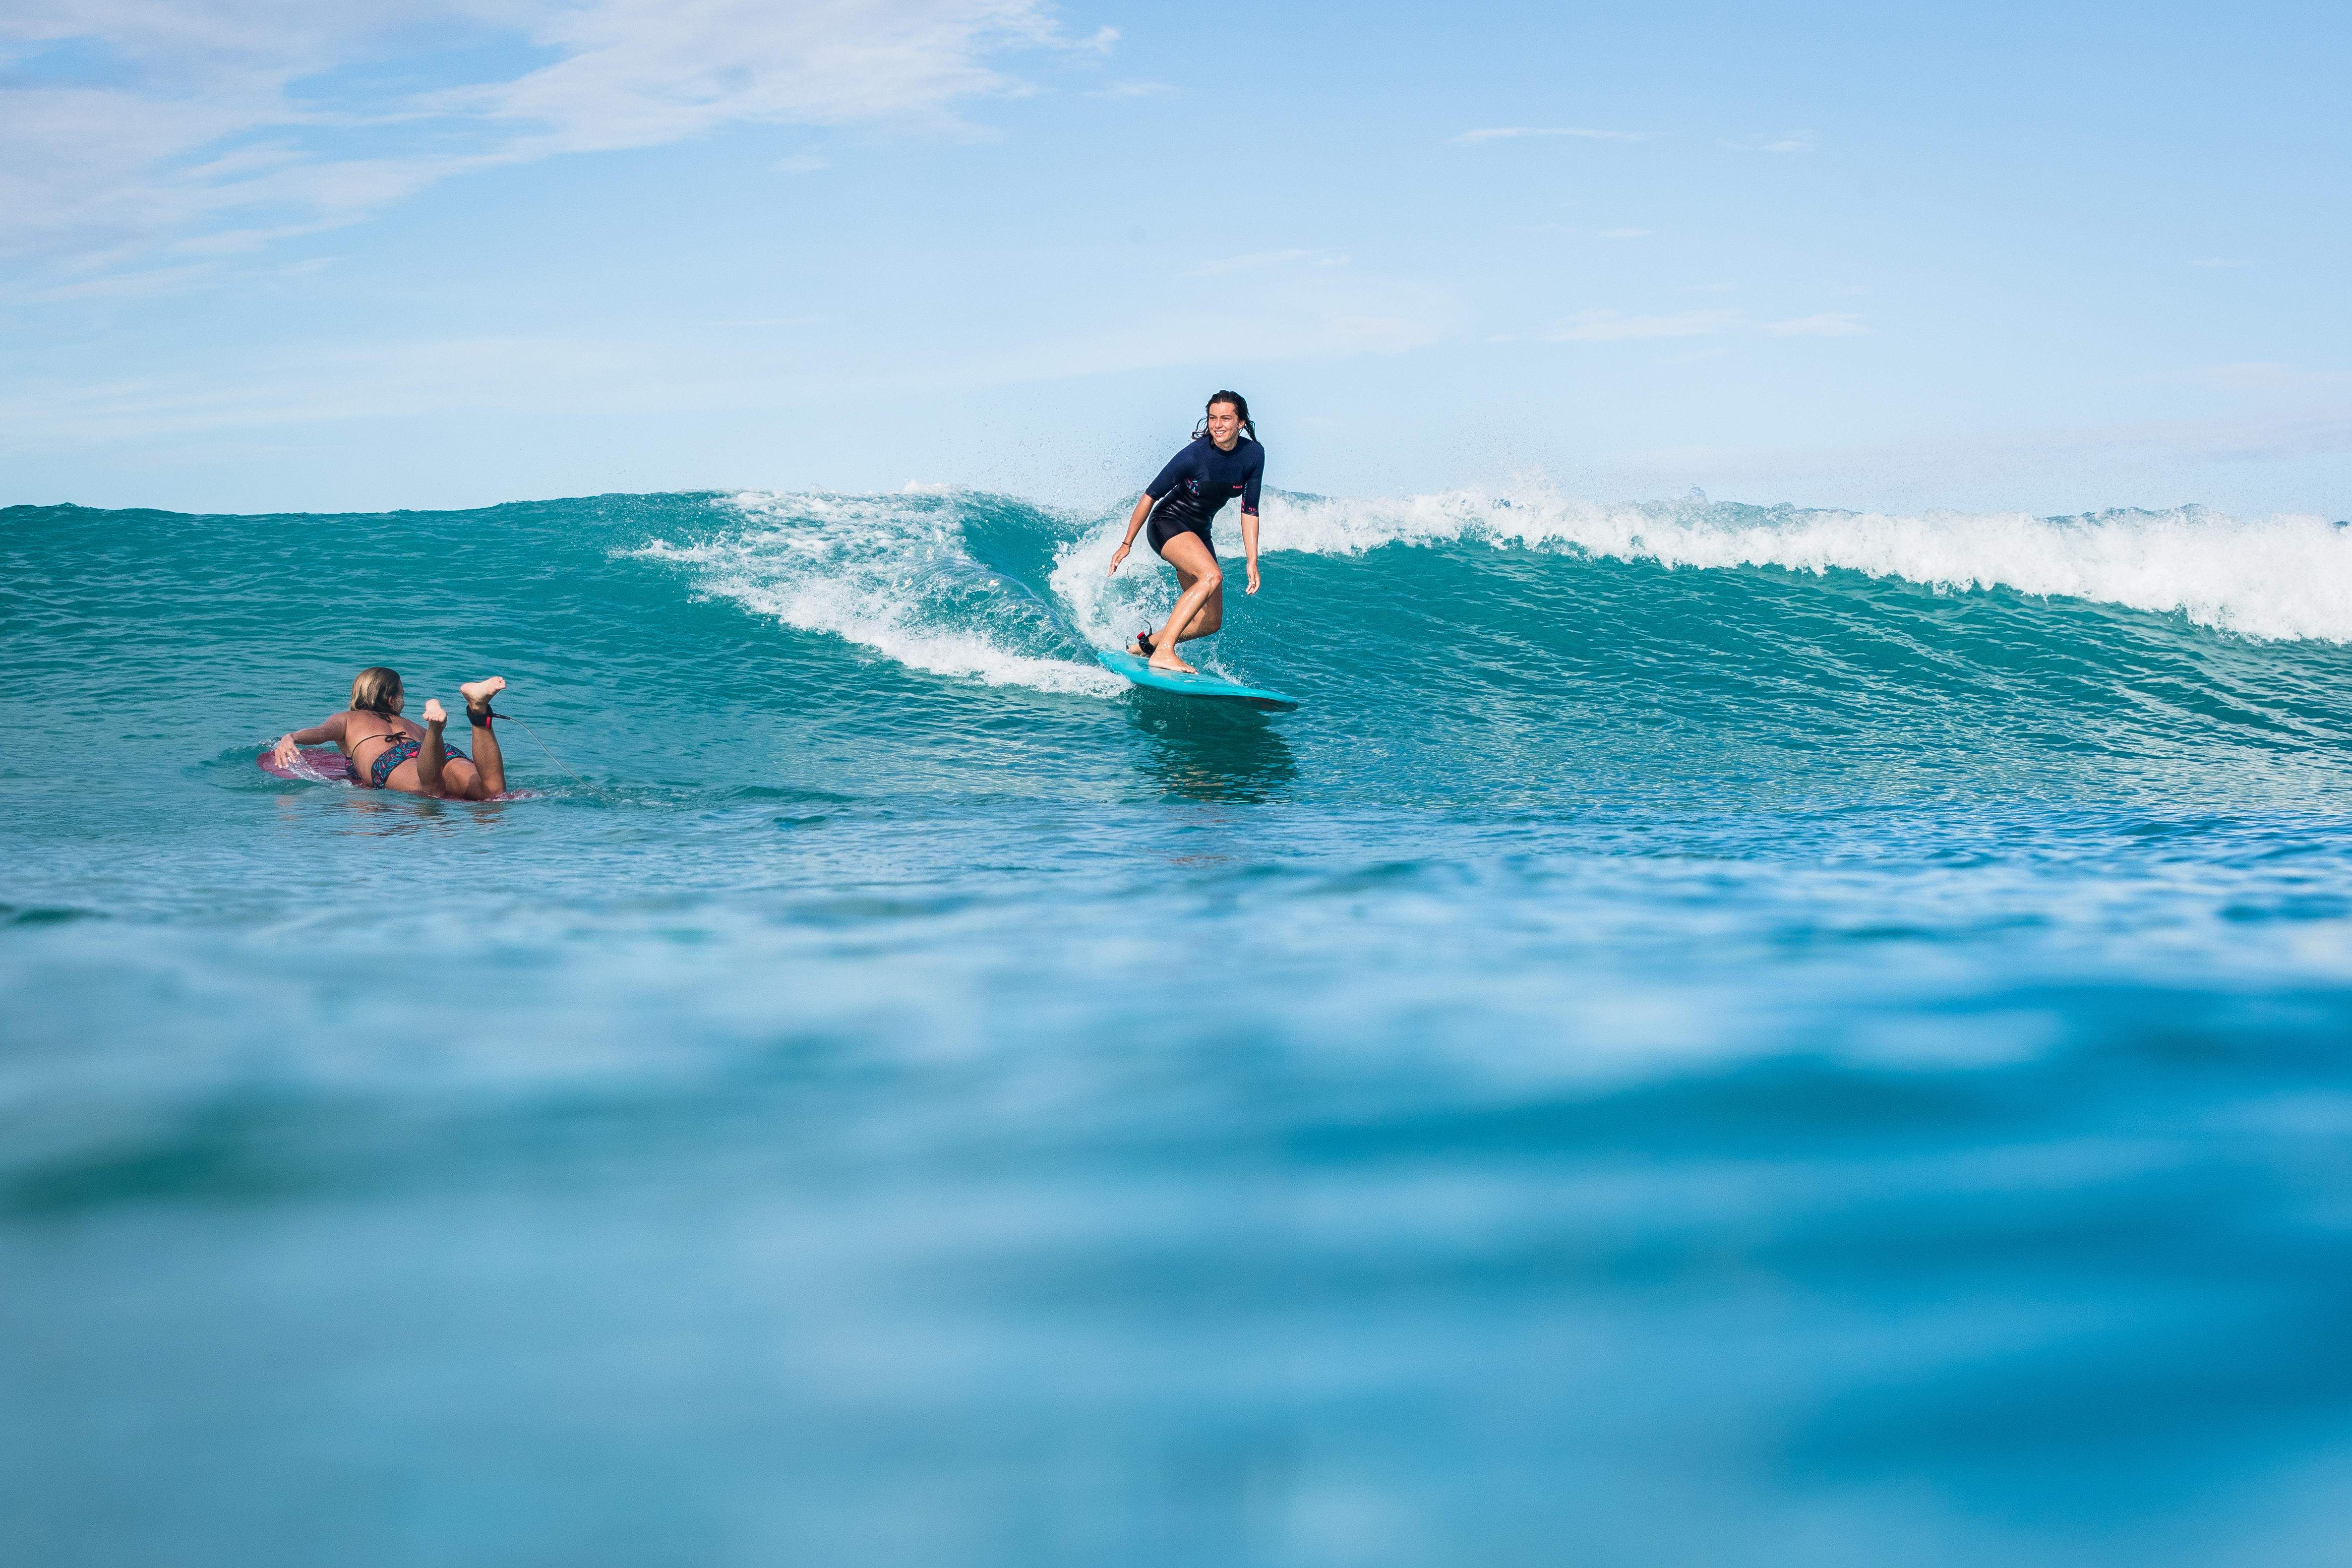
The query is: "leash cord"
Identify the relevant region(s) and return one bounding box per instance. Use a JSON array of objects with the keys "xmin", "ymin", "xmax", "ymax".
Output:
[{"xmin": 494, "ymin": 710, "xmax": 619, "ymax": 804}]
